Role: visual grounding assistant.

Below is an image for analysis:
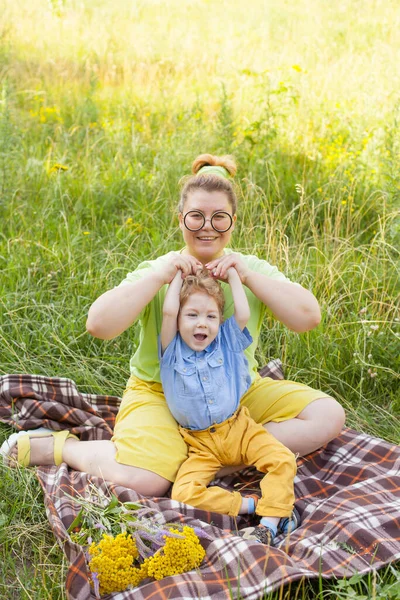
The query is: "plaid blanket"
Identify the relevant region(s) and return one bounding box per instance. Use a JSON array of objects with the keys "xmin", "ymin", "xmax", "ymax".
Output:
[{"xmin": 1, "ymin": 370, "xmax": 399, "ymax": 600}]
